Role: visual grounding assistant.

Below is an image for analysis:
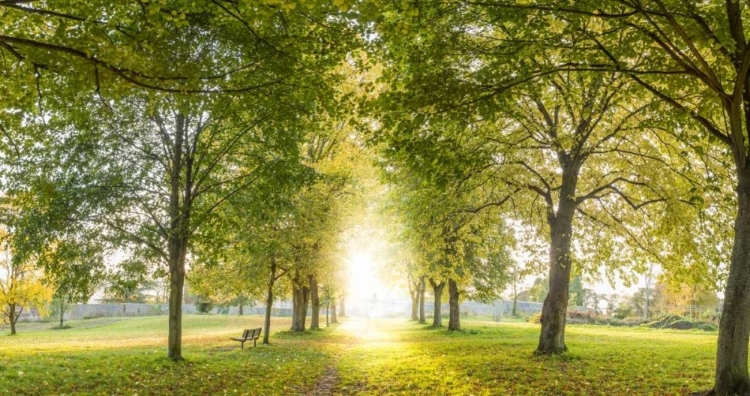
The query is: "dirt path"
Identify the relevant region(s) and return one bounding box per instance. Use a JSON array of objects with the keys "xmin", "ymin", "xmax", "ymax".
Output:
[
  {"xmin": 307, "ymin": 318, "xmax": 387, "ymax": 395},
  {"xmin": 310, "ymin": 364, "xmax": 341, "ymax": 395}
]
